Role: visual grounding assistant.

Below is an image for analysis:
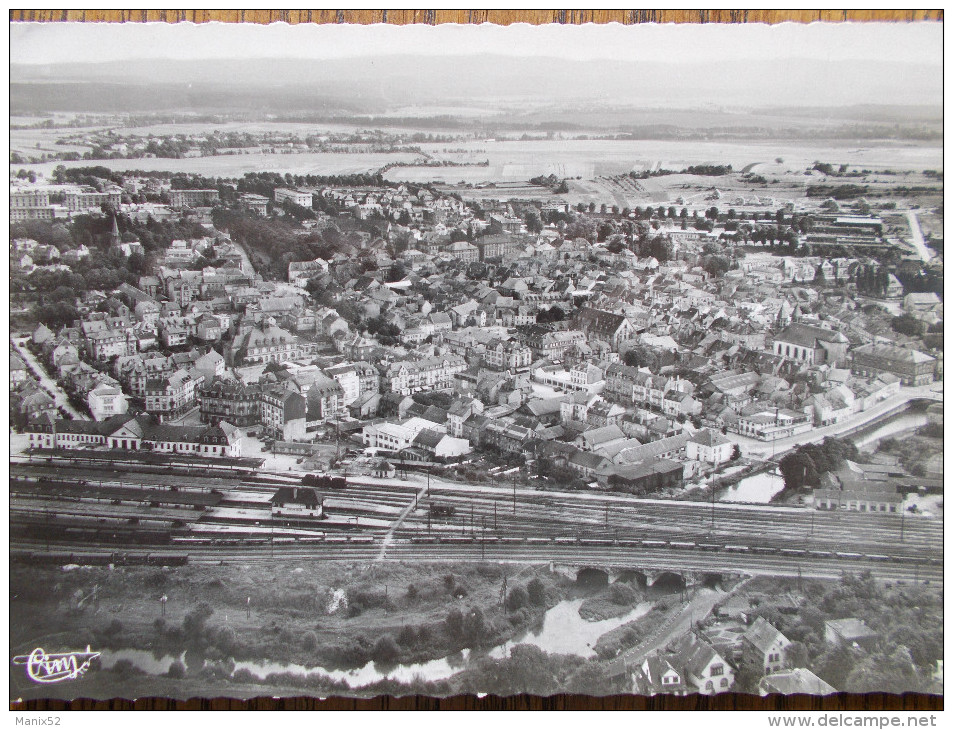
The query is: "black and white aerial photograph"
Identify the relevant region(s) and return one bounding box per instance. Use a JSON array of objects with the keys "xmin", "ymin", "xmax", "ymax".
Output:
[{"xmin": 8, "ymin": 18, "xmax": 944, "ymax": 704}]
